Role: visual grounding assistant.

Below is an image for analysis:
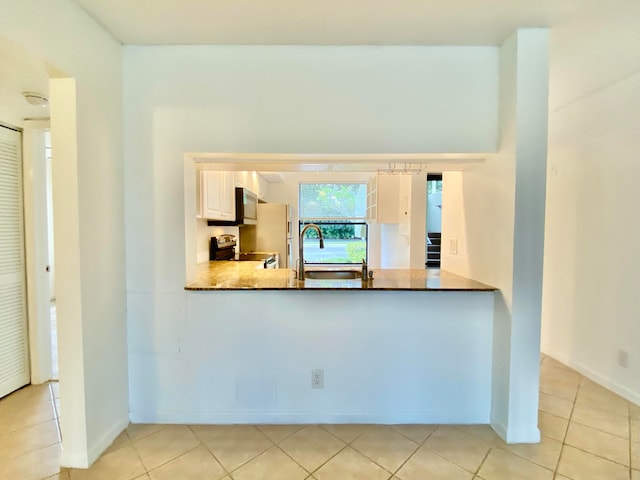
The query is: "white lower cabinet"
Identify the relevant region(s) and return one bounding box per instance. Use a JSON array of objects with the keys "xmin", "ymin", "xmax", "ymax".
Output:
[{"xmin": 200, "ymin": 170, "xmax": 236, "ymax": 221}]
